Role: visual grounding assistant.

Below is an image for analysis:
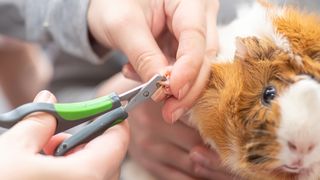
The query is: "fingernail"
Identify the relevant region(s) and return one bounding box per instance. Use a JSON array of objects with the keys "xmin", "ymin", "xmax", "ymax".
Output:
[
  {"xmin": 34, "ymin": 90, "xmax": 52, "ymax": 102},
  {"xmin": 171, "ymin": 108, "xmax": 185, "ymax": 123},
  {"xmin": 178, "ymin": 83, "xmax": 190, "ymax": 99},
  {"xmin": 190, "ymin": 152, "xmax": 210, "ymax": 167}
]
